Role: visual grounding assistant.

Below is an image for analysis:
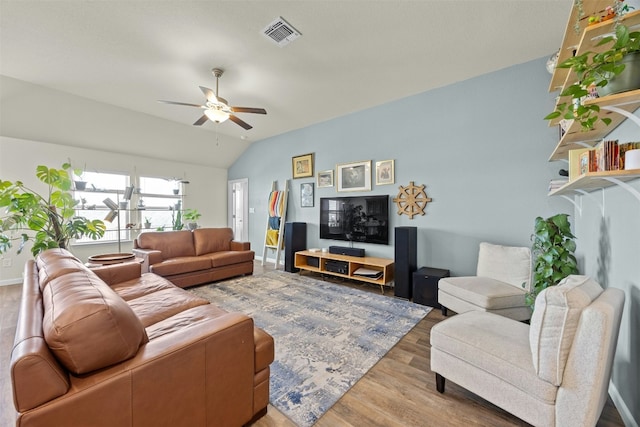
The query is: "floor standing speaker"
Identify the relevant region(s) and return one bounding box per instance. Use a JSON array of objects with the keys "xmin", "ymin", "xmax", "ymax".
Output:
[
  {"xmin": 284, "ymin": 222, "xmax": 307, "ymax": 273},
  {"xmin": 394, "ymin": 226, "xmax": 417, "ymax": 299}
]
